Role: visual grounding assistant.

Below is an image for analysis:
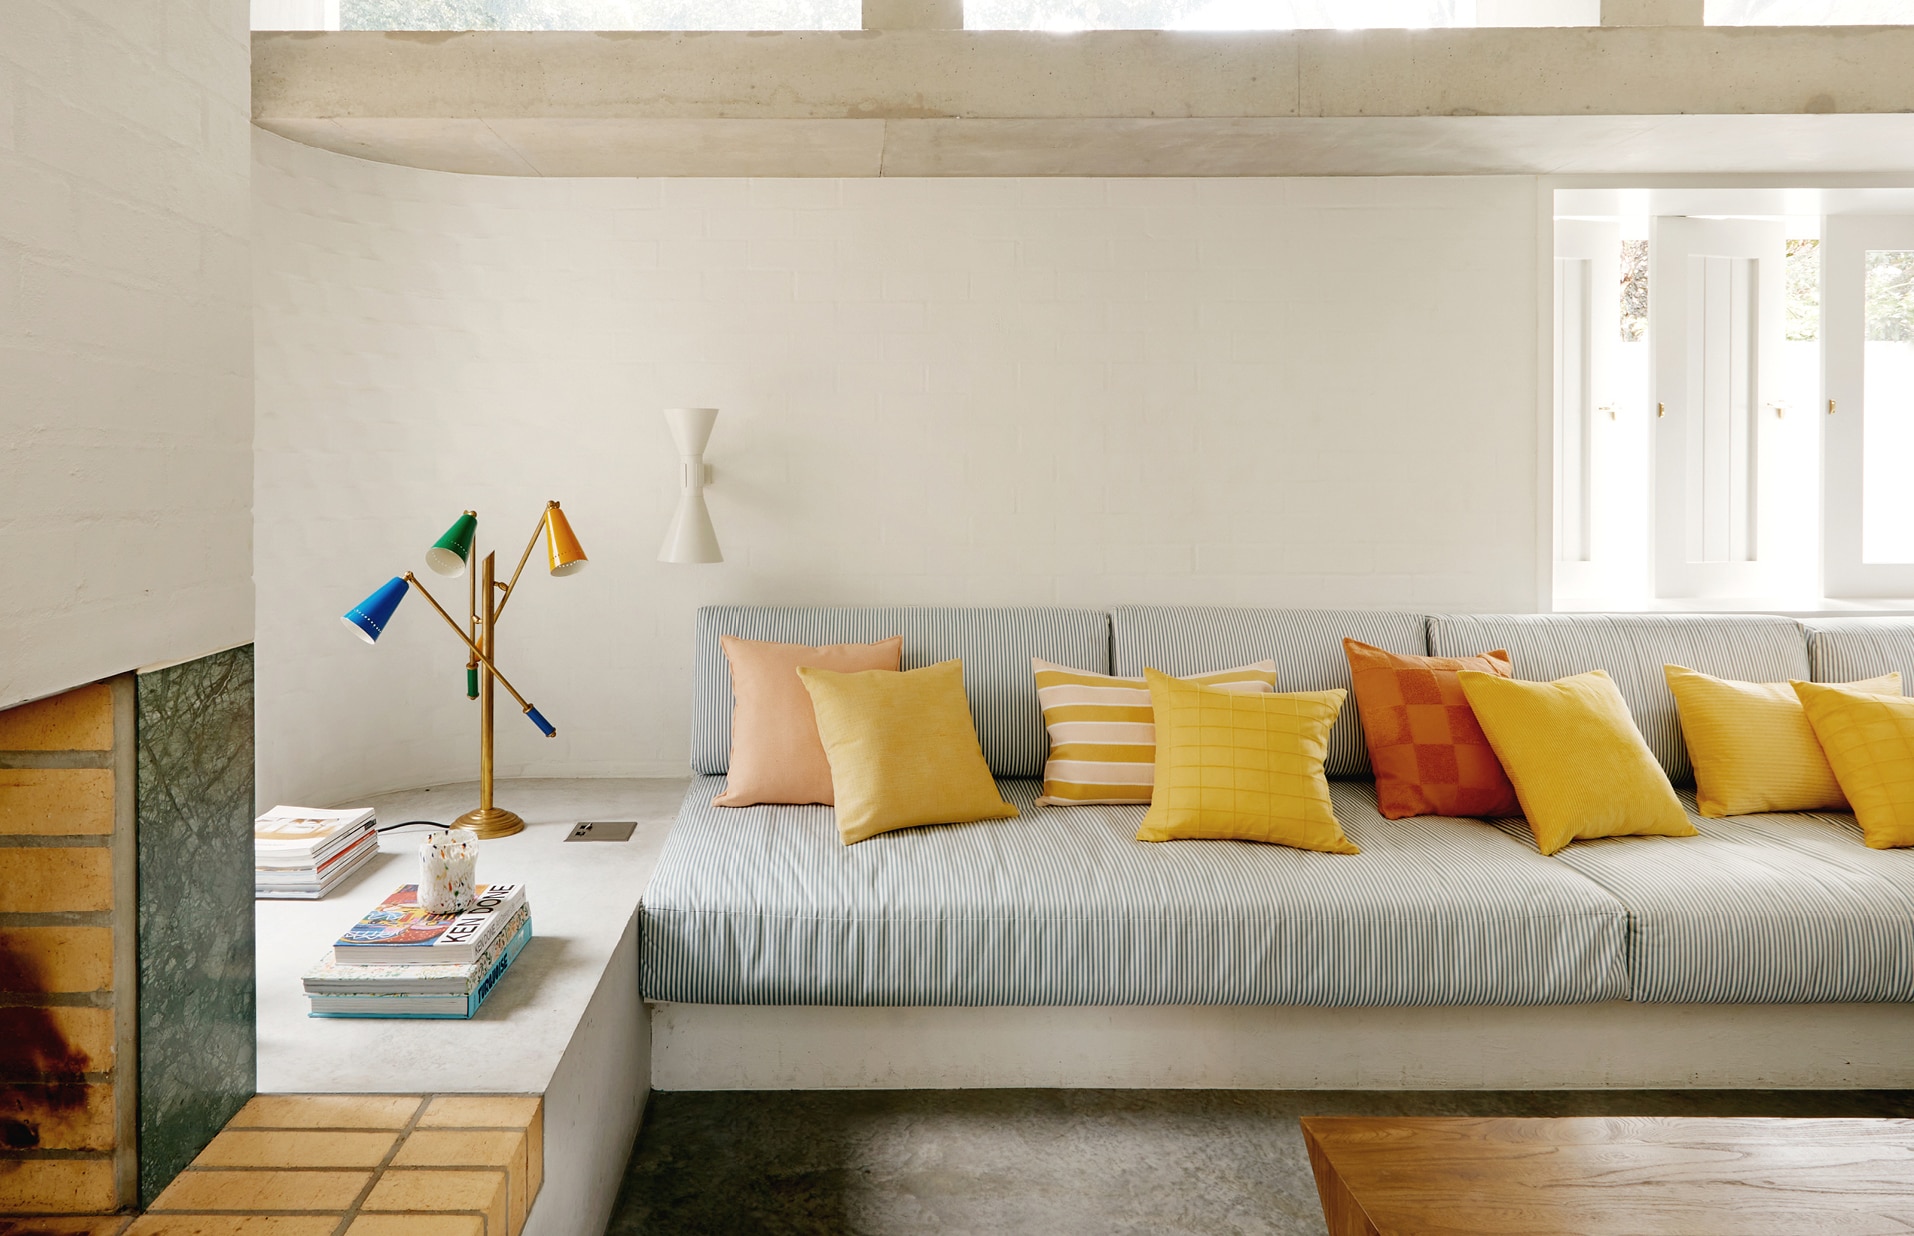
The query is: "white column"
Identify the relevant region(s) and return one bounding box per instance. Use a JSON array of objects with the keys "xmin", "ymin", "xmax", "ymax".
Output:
[
  {"xmin": 863, "ymin": 0, "xmax": 965, "ymax": 30},
  {"xmin": 1601, "ymin": 0, "xmax": 1704, "ymax": 24}
]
